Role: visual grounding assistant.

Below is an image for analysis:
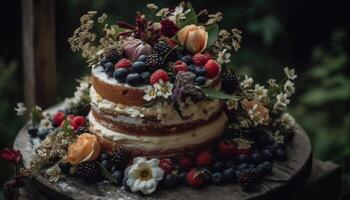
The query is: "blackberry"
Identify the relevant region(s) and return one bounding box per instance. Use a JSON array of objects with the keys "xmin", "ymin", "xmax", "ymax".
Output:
[
  {"xmin": 222, "ymin": 72, "xmax": 240, "ymax": 94},
  {"xmin": 111, "ymin": 149, "xmax": 131, "ymax": 170},
  {"xmin": 75, "ymin": 126, "xmax": 88, "ymax": 135},
  {"xmin": 105, "ymin": 49, "xmax": 122, "ymax": 64},
  {"xmin": 76, "ymin": 161, "xmax": 100, "ymax": 181},
  {"xmin": 145, "ymin": 54, "xmax": 163, "ymax": 71},
  {"xmin": 153, "ymin": 41, "xmax": 172, "ymax": 57},
  {"xmin": 238, "ymin": 168, "xmax": 259, "ymax": 191}
]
